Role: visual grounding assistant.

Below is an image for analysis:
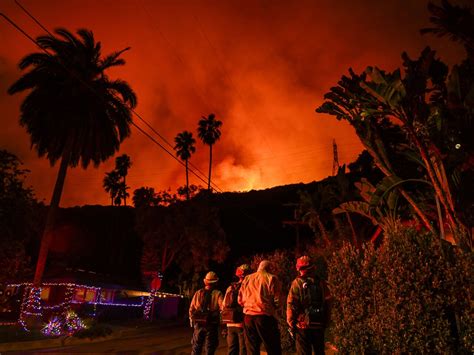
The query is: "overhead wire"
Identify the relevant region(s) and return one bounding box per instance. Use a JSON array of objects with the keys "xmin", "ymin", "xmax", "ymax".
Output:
[
  {"xmin": 136, "ymin": 0, "xmax": 227, "ymax": 192},
  {"xmin": 3, "ymin": 3, "xmax": 363, "ymax": 238},
  {"xmin": 4, "ymin": 2, "xmax": 223, "ymax": 192}
]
